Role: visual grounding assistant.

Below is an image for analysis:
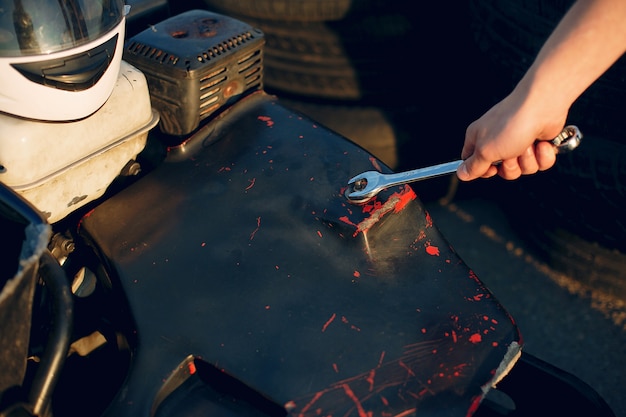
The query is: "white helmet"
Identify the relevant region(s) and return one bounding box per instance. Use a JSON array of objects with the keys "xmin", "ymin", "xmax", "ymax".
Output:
[{"xmin": 0, "ymin": 0, "xmax": 128, "ymax": 121}]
